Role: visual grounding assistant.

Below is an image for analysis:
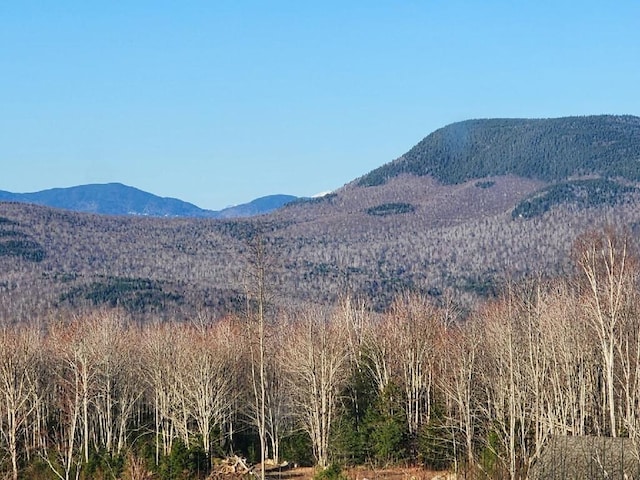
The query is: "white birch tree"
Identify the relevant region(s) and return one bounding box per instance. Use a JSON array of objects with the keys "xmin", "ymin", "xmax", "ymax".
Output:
[{"xmin": 284, "ymin": 305, "xmax": 350, "ymax": 468}]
